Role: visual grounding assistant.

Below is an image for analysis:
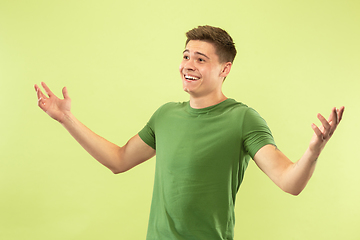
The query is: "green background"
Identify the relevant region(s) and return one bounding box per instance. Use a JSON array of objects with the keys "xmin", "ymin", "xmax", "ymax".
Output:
[{"xmin": 1, "ymin": 0, "xmax": 359, "ymax": 239}]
